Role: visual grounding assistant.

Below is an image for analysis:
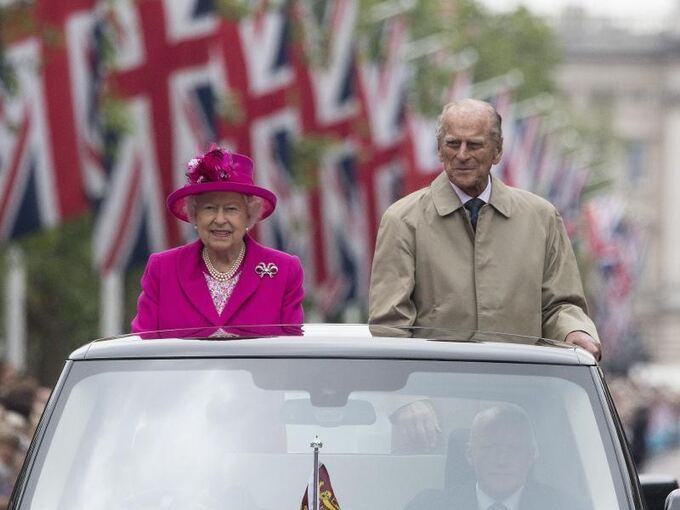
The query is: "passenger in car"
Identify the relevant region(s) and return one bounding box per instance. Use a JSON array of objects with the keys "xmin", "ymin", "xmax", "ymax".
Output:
[
  {"xmin": 131, "ymin": 147, "xmax": 304, "ymax": 334},
  {"xmin": 368, "ymin": 98, "xmax": 601, "ymax": 362},
  {"xmin": 405, "ymin": 404, "xmax": 583, "ymax": 510}
]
